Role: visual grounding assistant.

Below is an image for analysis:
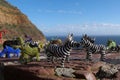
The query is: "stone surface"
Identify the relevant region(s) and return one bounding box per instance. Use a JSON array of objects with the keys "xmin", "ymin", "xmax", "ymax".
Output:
[
  {"xmin": 1, "ymin": 50, "xmax": 120, "ymax": 80},
  {"xmin": 74, "ymin": 70, "xmax": 96, "ymax": 80},
  {"xmin": 96, "ymin": 63, "xmax": 119, "ymax": 78},
  {"xmin": 55, "ymin": 68, "xmax": 75, "ymax": 78}
]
